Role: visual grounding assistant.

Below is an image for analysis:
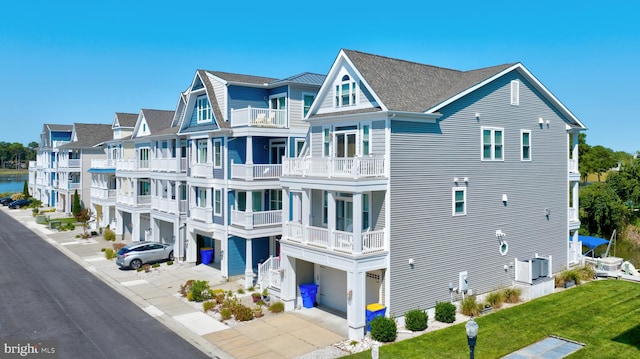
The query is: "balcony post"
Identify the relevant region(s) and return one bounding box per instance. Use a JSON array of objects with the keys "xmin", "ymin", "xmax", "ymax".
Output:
[
  {"xmin": 244, "ymin": 238, "xmax": 255, "ymax": 288},
  {"xmin": 328, "ymin": 191, "xmax": 336, "ymax": 249},
  {"xmin": 352, "ymin": 192, "xmax": 363, "ymax": 254},
  {"xmin": 246, "ymin": 136, "xmax": 254, "ymax": 165},
  {"xmin": 302, "ymin": 189, "xmax": 311, "ymax": 244}
]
